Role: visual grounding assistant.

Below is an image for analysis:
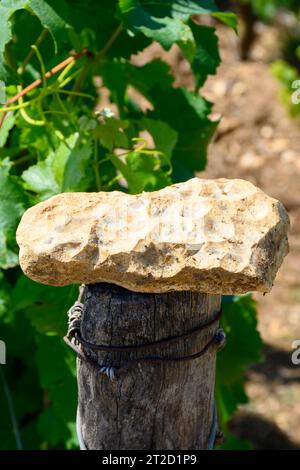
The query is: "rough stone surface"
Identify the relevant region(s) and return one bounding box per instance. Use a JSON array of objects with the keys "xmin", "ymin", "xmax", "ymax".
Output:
[{"xmin": 16, "ymin": 178, "xmax": 290, "ymax": 294}]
